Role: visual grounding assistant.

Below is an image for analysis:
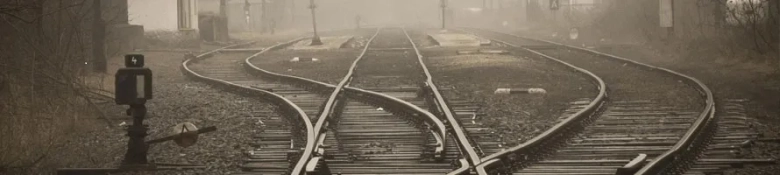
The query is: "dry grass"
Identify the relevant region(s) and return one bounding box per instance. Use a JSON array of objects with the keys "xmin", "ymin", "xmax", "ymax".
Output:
[
  {"xmin": 0, "ymin": 1, "xmax": 126, "ymax": 172},
  {"xmin": 0, "ymin": 77, "xmax": 113, "ymax": 172},
  {"xmin": 144, "ymin": 30, "xmax": 201, "ymax": 49}
]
